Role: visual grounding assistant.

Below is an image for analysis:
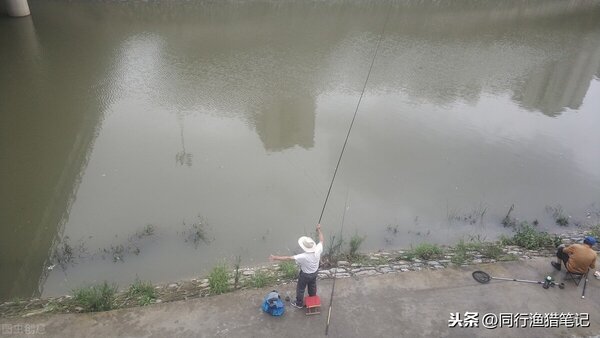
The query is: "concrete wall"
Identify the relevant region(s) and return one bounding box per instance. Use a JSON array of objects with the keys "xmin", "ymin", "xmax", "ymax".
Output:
[{"xmin": 6, "ymin": 0, "xmax": 30, "ymax": 17}]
